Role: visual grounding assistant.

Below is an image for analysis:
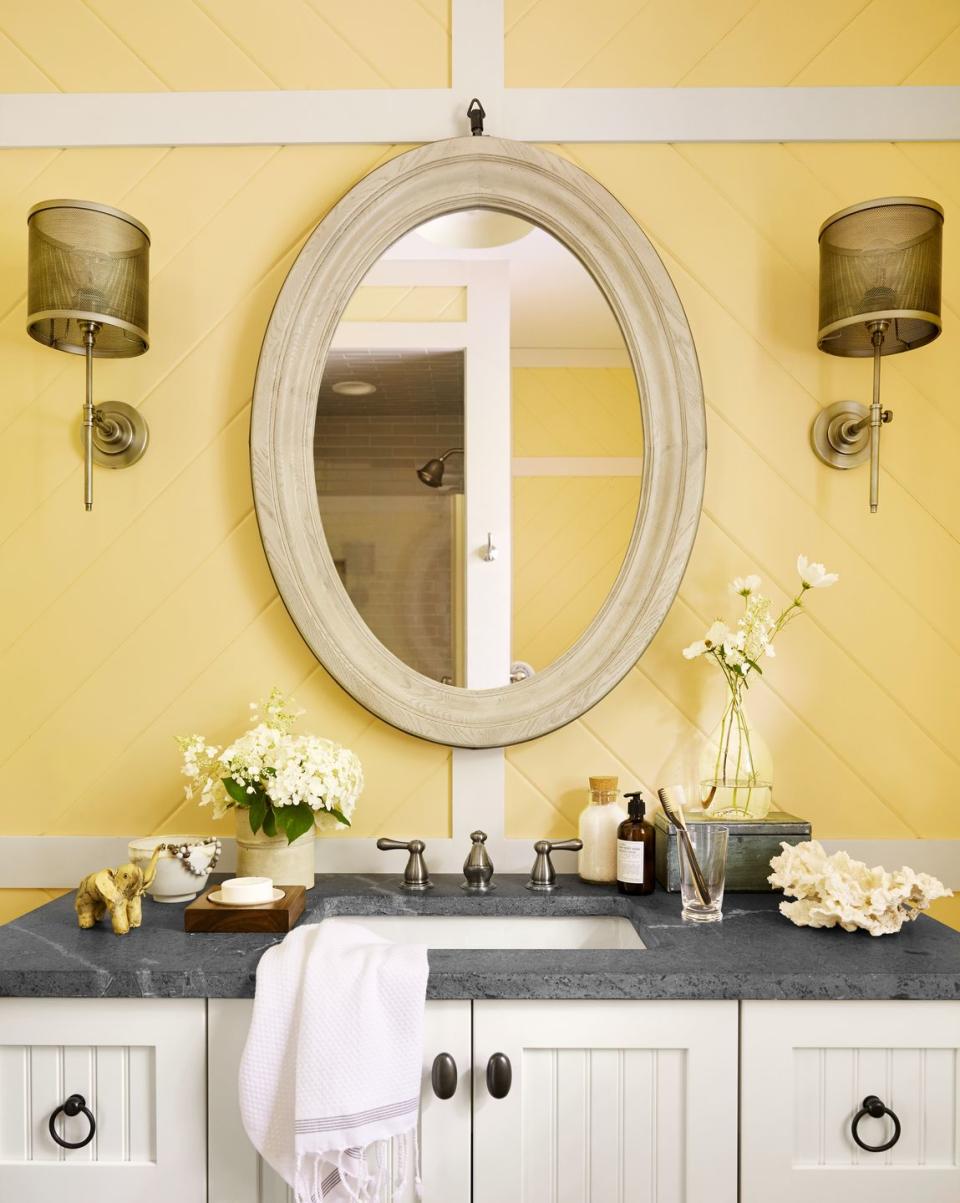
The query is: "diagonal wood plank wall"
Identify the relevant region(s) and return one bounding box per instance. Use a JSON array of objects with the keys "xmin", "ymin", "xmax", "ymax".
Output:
[{"xmin": 1, "ymin": 1, "xmax": 958, "ymax": 924}]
